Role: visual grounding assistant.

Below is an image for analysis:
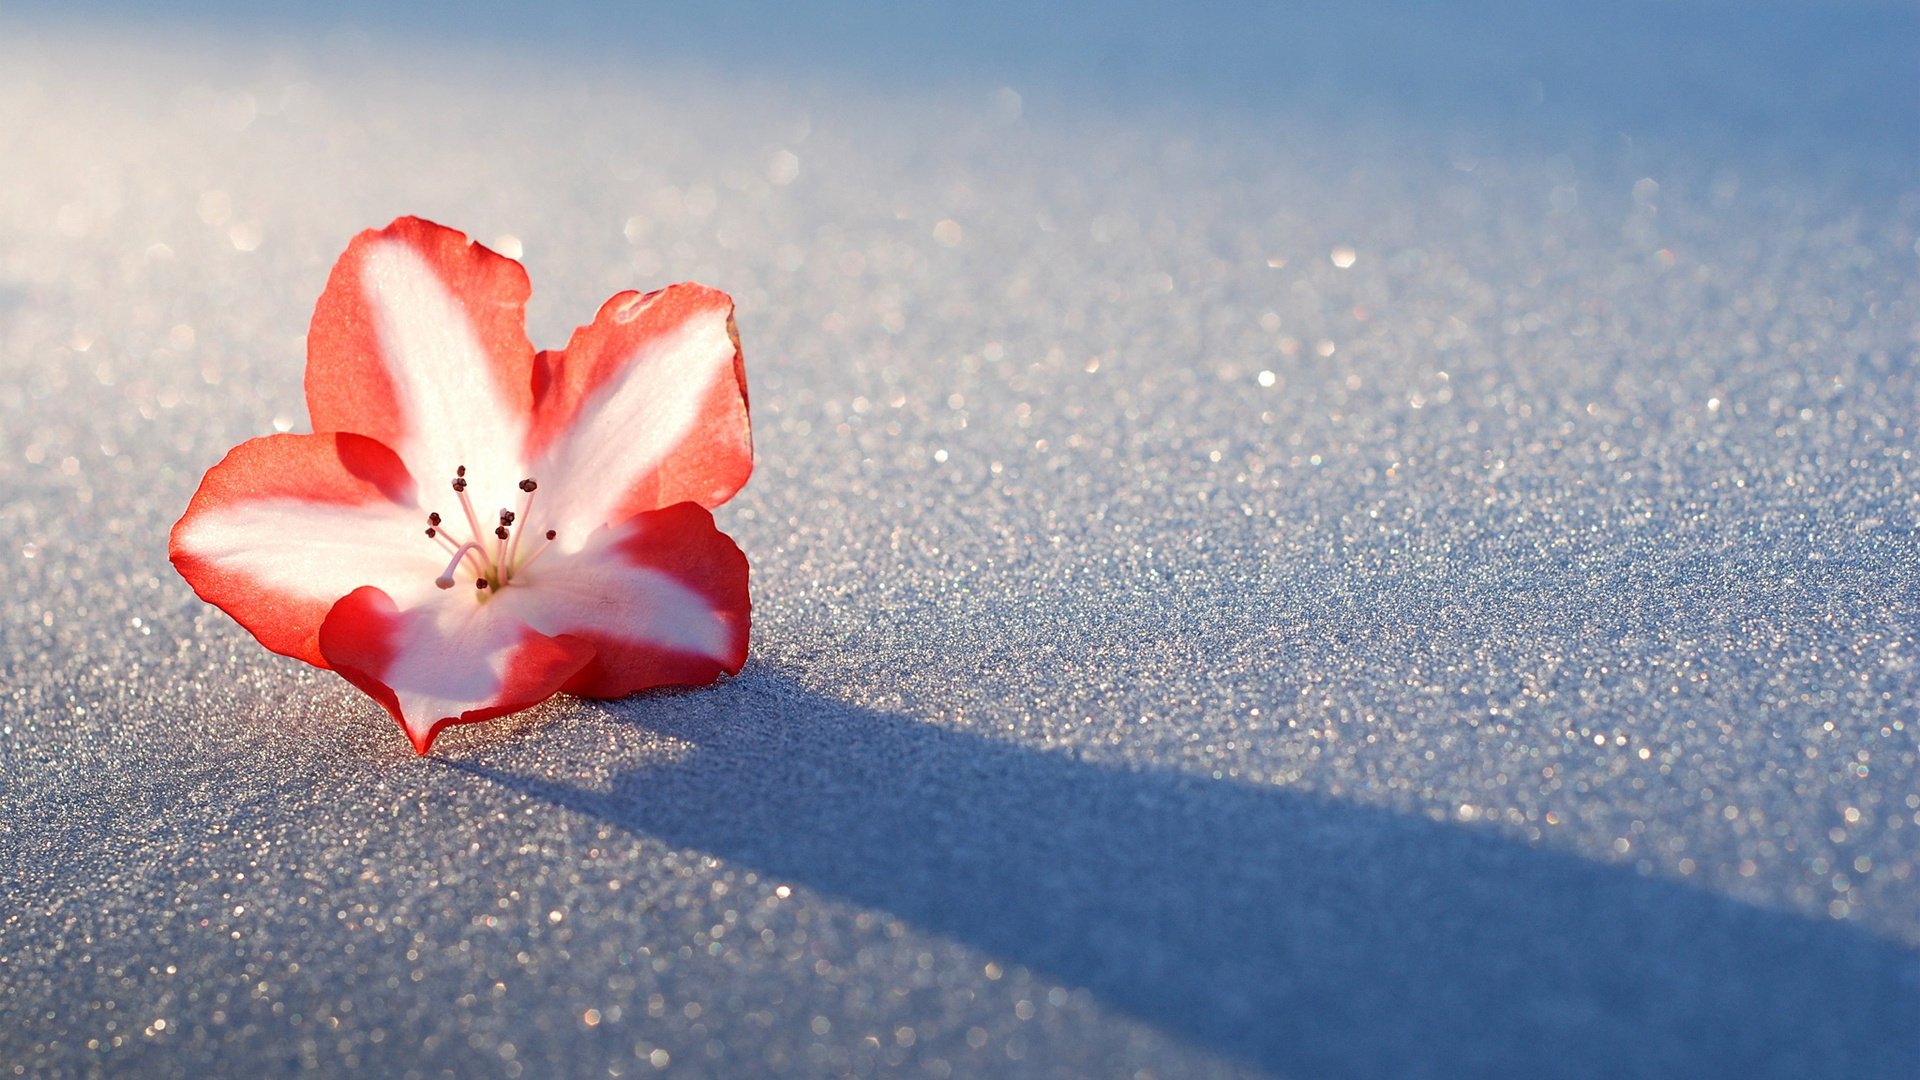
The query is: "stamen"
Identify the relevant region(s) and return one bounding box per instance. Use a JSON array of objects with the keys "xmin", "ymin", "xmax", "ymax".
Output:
[
  {"xmin": 434, "ymin": 542, "xmax": 484, "ymax": 589},
  {"xmin": 425, "ymin": 471, "xmax": 550, "ymax": 595},
  {"xmin": 426, "ymin": 526, "xmax": 469, "ymax": 564},
  {"xmin": 505, "ymin": 479, "xmax": 538, "ymax": 572},
  {"xmin": 518, "ymin": 529, "xmax": 560, "ymax": 575},
  {"xmin": 492, "ymin": 517, "xmax": 511, "ymax": 575},
  {"xmin": 453, "ymin": 475, "xmax": 487, "ymax": 560}
]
